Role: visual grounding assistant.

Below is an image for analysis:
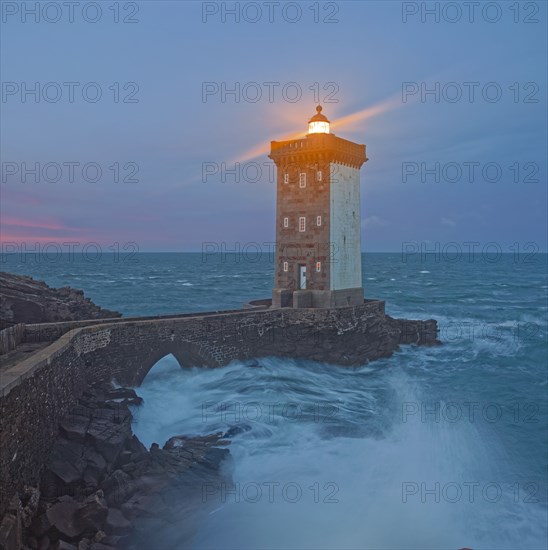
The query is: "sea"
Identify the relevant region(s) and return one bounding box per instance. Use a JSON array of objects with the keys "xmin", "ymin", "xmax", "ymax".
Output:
[{"xmin": 2, "ymin": 252, "xmax": 547, "ymax": 549}]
